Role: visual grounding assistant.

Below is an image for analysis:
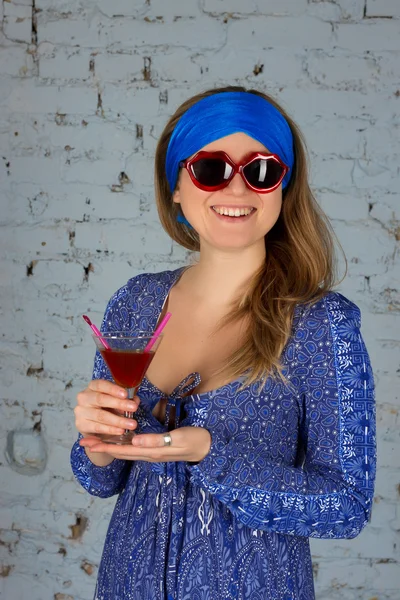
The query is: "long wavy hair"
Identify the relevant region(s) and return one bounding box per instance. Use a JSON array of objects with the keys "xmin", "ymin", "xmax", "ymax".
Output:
[{"xmin": 154, "ymin": 86, "xmax": 344, "ymax": 385}]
